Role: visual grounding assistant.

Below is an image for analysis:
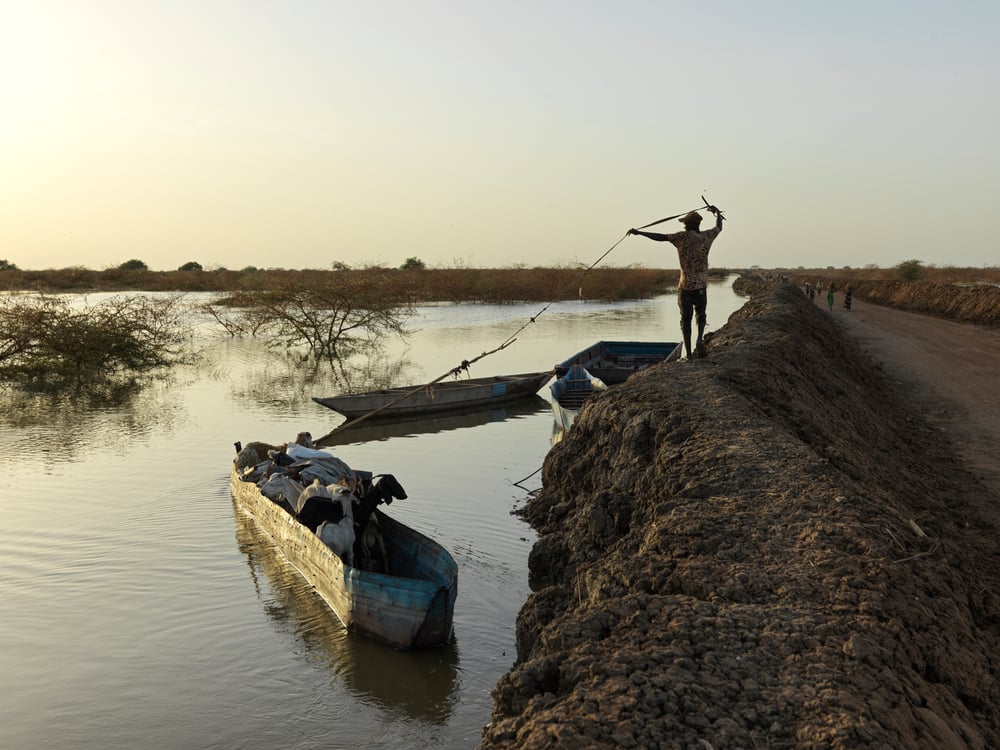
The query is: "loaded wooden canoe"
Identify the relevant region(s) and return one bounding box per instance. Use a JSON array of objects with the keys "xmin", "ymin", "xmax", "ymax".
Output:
[{"xmin": 230, "ymin": 465, "xmax": 457, "ymax": 649}]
